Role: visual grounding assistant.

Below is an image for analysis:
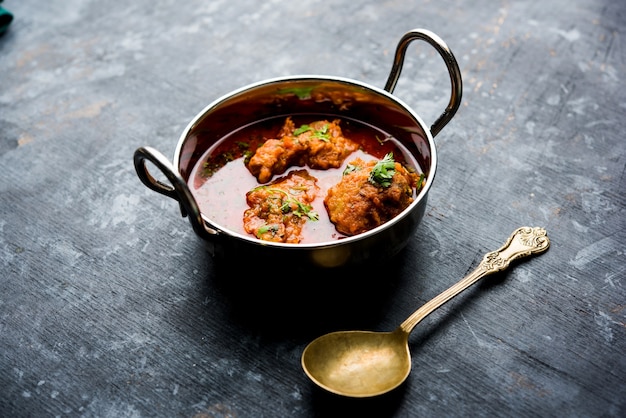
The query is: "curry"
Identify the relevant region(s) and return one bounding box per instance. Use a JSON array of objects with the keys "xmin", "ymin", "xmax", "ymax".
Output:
[{"xmin": 189, "ymin": 115, "xmax": 425, "ymax": 244}]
